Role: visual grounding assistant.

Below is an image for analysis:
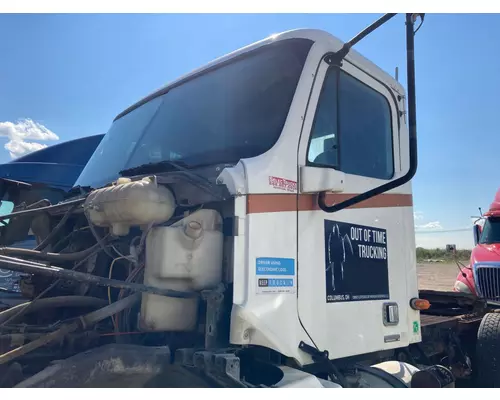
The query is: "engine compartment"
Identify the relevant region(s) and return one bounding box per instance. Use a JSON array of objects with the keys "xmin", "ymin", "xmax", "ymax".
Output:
[
  {"xmin": 0, "ymin": 169, "xmax": 461, "ymax": 389},
  {"xmin": 0, "ymin": 169, "xmax": 235, "ymax": 387}
]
